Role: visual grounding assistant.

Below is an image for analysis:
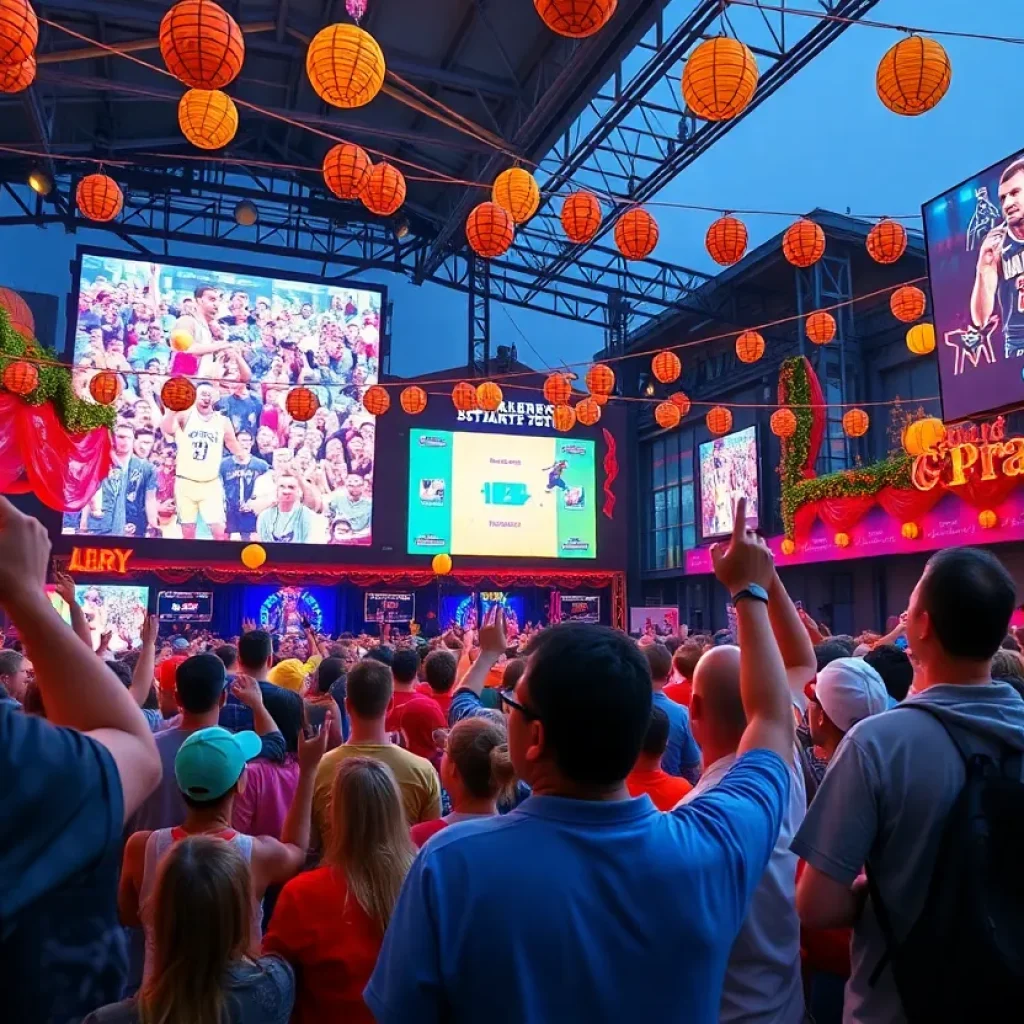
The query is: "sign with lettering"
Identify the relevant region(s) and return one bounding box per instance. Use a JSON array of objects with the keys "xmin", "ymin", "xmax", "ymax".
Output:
[
  {"xmin": 68, "ymin": 547, "xmax": 134, "ymax": 574},
  {"xmin": 157, "ymin": 591, "xmax": 213, "ymax": 623},
  {"xmin": 457, "ymin": 400, "xmax": 556, "ymax": 430},
  {"xmin": 364, "ymin": 591, "xmax": 416, "ymax": 623},
  {"xmin": 560, "ymin": 594, "xmax": 600, "ymax": 623},
  {"xmin": 911, "ymin": 416, "xmax": 1024, "ymax": 490}
]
